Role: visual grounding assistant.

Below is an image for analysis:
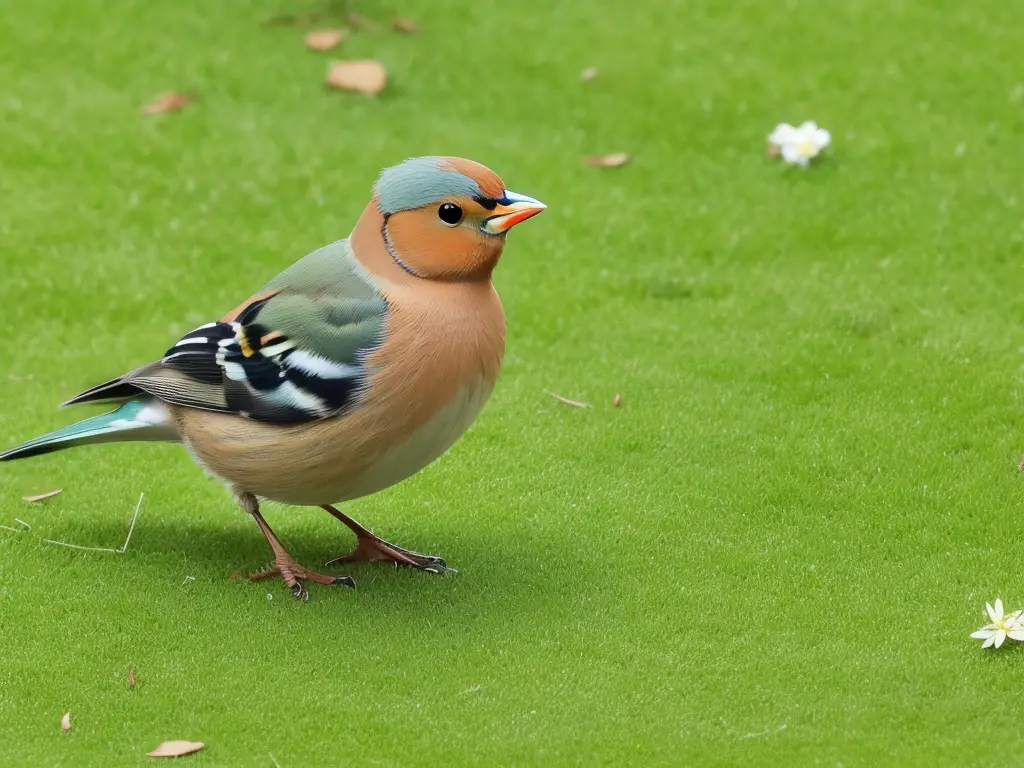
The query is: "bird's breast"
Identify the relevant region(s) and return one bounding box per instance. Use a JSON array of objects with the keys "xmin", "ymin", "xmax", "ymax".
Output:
[{"xmin": 174, "ymin": 279, "xmax": 506, "ymax": 506}]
